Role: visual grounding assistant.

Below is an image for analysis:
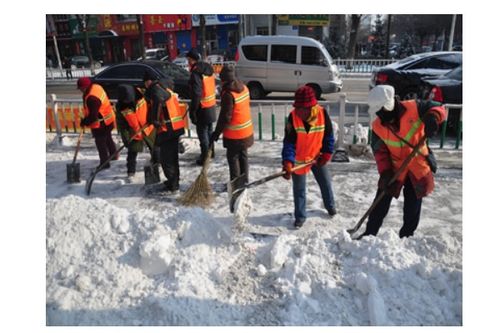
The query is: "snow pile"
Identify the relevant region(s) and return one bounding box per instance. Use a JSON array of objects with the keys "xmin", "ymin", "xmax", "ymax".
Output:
[{"xmin": 46, "ymin": 137, "xmax": 462, "ymax": 326}]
